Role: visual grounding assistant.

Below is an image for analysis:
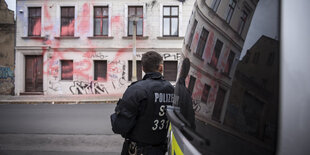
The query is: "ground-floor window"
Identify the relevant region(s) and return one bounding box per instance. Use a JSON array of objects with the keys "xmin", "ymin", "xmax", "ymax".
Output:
[
  {"xmin": 164, "ymin": 61, "xmax": 177, "ymax": 81},
  {"xmin": 61, "ymin": 60, "xmax": 73, "ymax": 80},
  {"xmin": 94, "ymin": 60, "xmax": 107, "ymax": 81},
  {"xmin": 128, "ymin": 60, "xmax": 142, "ymax": 81}
]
